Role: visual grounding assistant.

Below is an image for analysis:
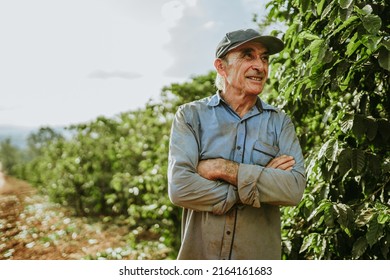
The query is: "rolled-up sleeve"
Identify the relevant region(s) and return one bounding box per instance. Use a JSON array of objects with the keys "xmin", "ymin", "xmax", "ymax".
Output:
[
  {"xmin": 168, "ymin": 107, "xmax": 239, "ymax": 215},
  {"xmin": 237, "ymin": 115, "xmax": 306, "ymax": 207}
]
